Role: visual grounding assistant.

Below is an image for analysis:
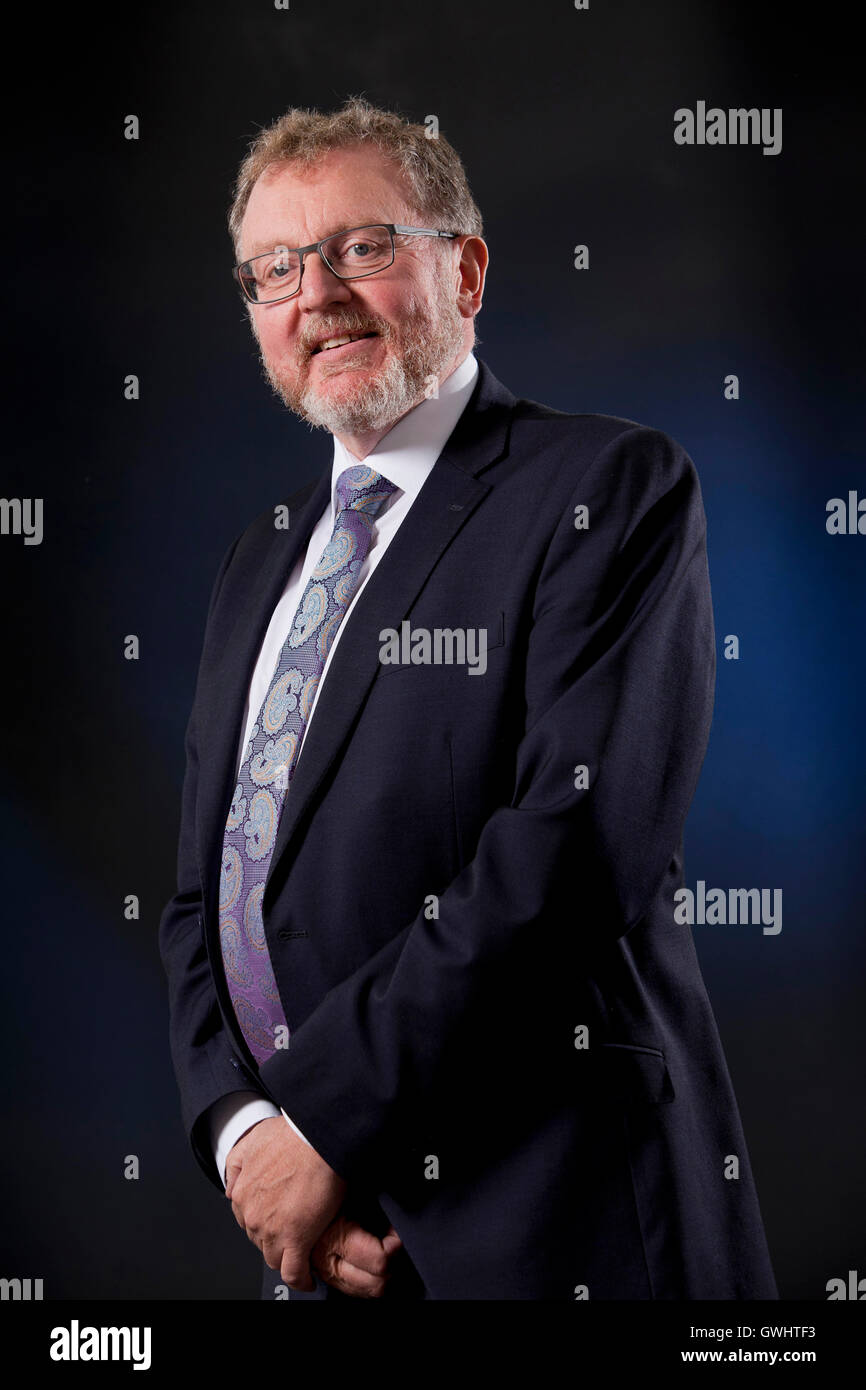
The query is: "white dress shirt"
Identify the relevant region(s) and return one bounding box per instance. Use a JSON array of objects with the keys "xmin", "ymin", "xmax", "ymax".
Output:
[{"xmin": 210, "ymin": 350, "xmax": 480, "ymax": 1186}]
